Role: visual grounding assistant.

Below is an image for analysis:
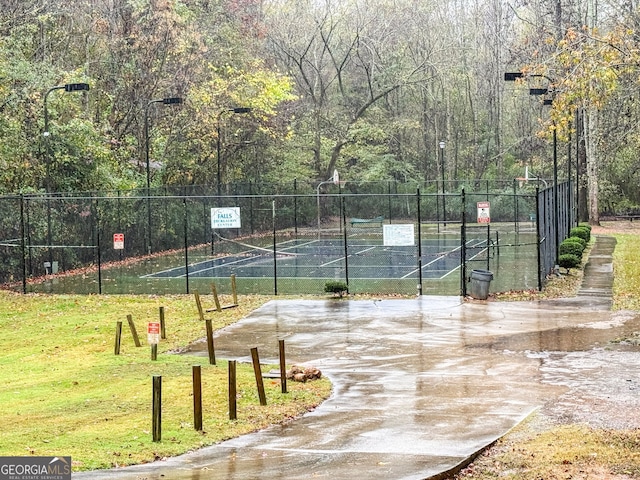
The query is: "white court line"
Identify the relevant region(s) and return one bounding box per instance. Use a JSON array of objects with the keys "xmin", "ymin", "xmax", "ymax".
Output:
[{"xmin": 402, "ymin": 240, "xmax": 487, "ymax": 279}]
